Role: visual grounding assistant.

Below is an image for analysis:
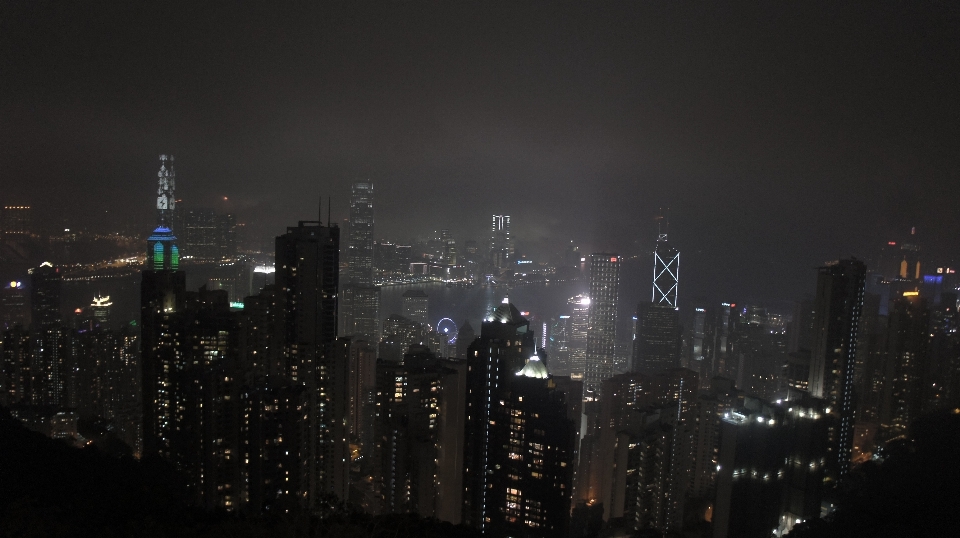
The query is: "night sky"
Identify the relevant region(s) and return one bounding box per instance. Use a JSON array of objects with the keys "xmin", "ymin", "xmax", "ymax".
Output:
[{"xmin": 2, "ymin": 1, "xmax": 958, "ymax": 306}]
